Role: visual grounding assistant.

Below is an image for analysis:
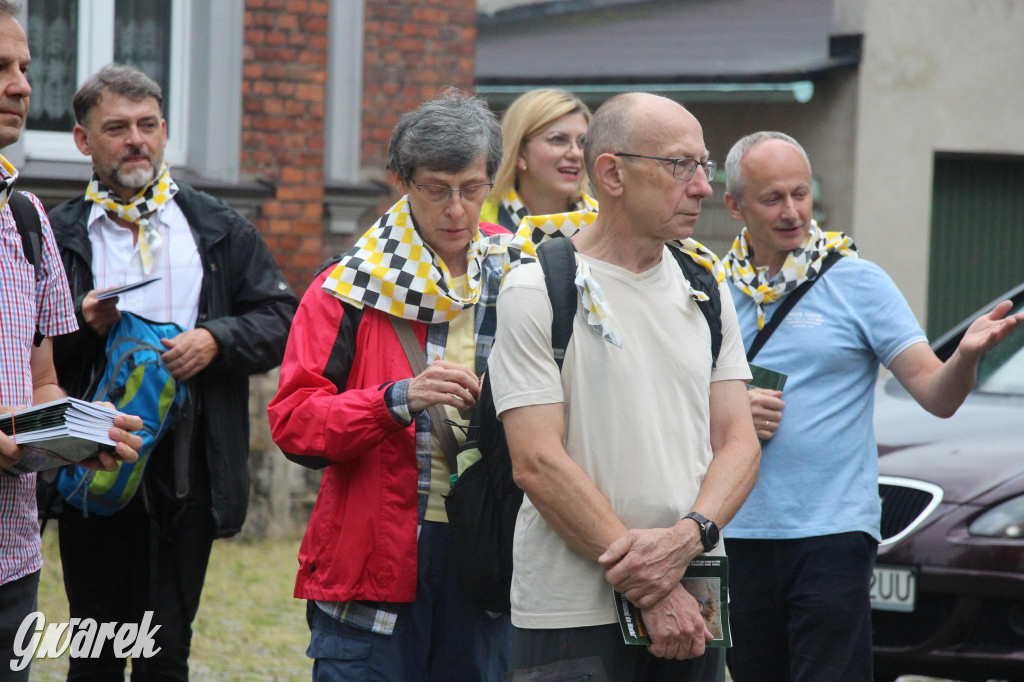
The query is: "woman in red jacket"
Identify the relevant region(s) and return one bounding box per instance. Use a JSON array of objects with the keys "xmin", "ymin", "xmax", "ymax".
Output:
[{"xmin": 268, "ymin": 91, "xmax": 512, "ymax": 681}]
